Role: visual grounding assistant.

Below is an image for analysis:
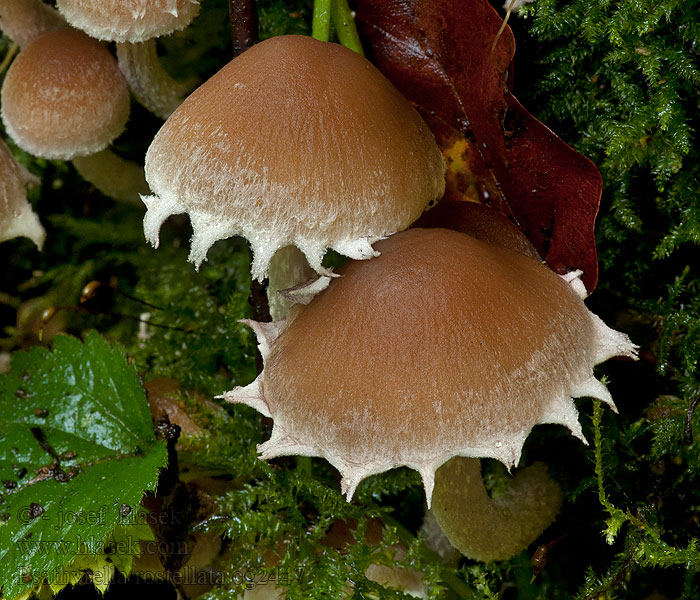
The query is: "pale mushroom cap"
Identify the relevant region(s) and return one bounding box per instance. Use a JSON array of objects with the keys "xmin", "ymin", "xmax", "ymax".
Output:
[
  {"xmin": 55, "ymin": 0, "xmax": 200, "ymax": 43},
  {"xmin": 1, "ymin": 29, "xmax": 130, "ymax": 160},
  {"xmin": 0, "ymin": 0, "xmax": 67, "ymax": 49},
  {"xmin": 0, "ymin": 138, "xmax": 45, "ymax": 248},
  {"xmin": 223, "ymin": 228, "xmax": 637, "ymax": 503},
  {"xmin": 142, "ymin": 35, "xmax": 446, "ymax": 279}
]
